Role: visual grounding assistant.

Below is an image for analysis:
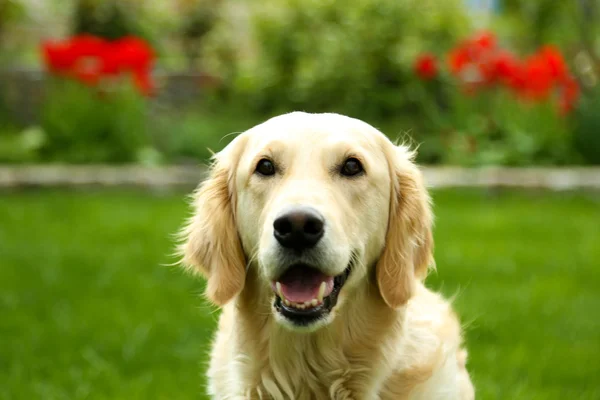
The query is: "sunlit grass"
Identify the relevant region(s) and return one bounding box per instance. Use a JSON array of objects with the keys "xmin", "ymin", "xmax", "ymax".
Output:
[{"xmin": 0, "ymin": 189, "xmax": 599, "ymax": 399}]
